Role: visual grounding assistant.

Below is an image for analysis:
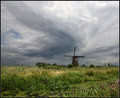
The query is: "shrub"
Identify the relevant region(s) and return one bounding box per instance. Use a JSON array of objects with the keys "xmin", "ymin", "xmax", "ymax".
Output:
[
  {"xmin": 36, "ymin": 62, "xmax": 46, "ymax": 67},
  {"xmin": 82, "ymin": 64, "xmax": 86, "ymax": 67},
  {"xmin": 53, "ymin": 63, "xmax": 57, "ymax": 66},
  {"xmin": 89, "ymin": 64, "xmax": 95, "ymax": 68},
  {"xmin": 68, "ymin": 64, "xmax": 73, "ymax": 68},
  {"xmin": 96, "ymin": 66, "xmax": 101, "ymax": 68}
]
